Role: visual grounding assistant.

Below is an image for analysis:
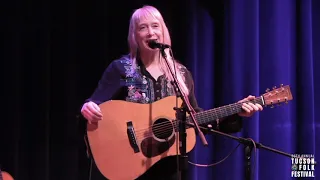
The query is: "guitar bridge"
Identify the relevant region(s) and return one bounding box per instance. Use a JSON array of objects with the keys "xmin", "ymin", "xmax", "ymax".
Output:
[{"xmin": 127, "ymin": 121, "xmax": 140, "ymax": 153}]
